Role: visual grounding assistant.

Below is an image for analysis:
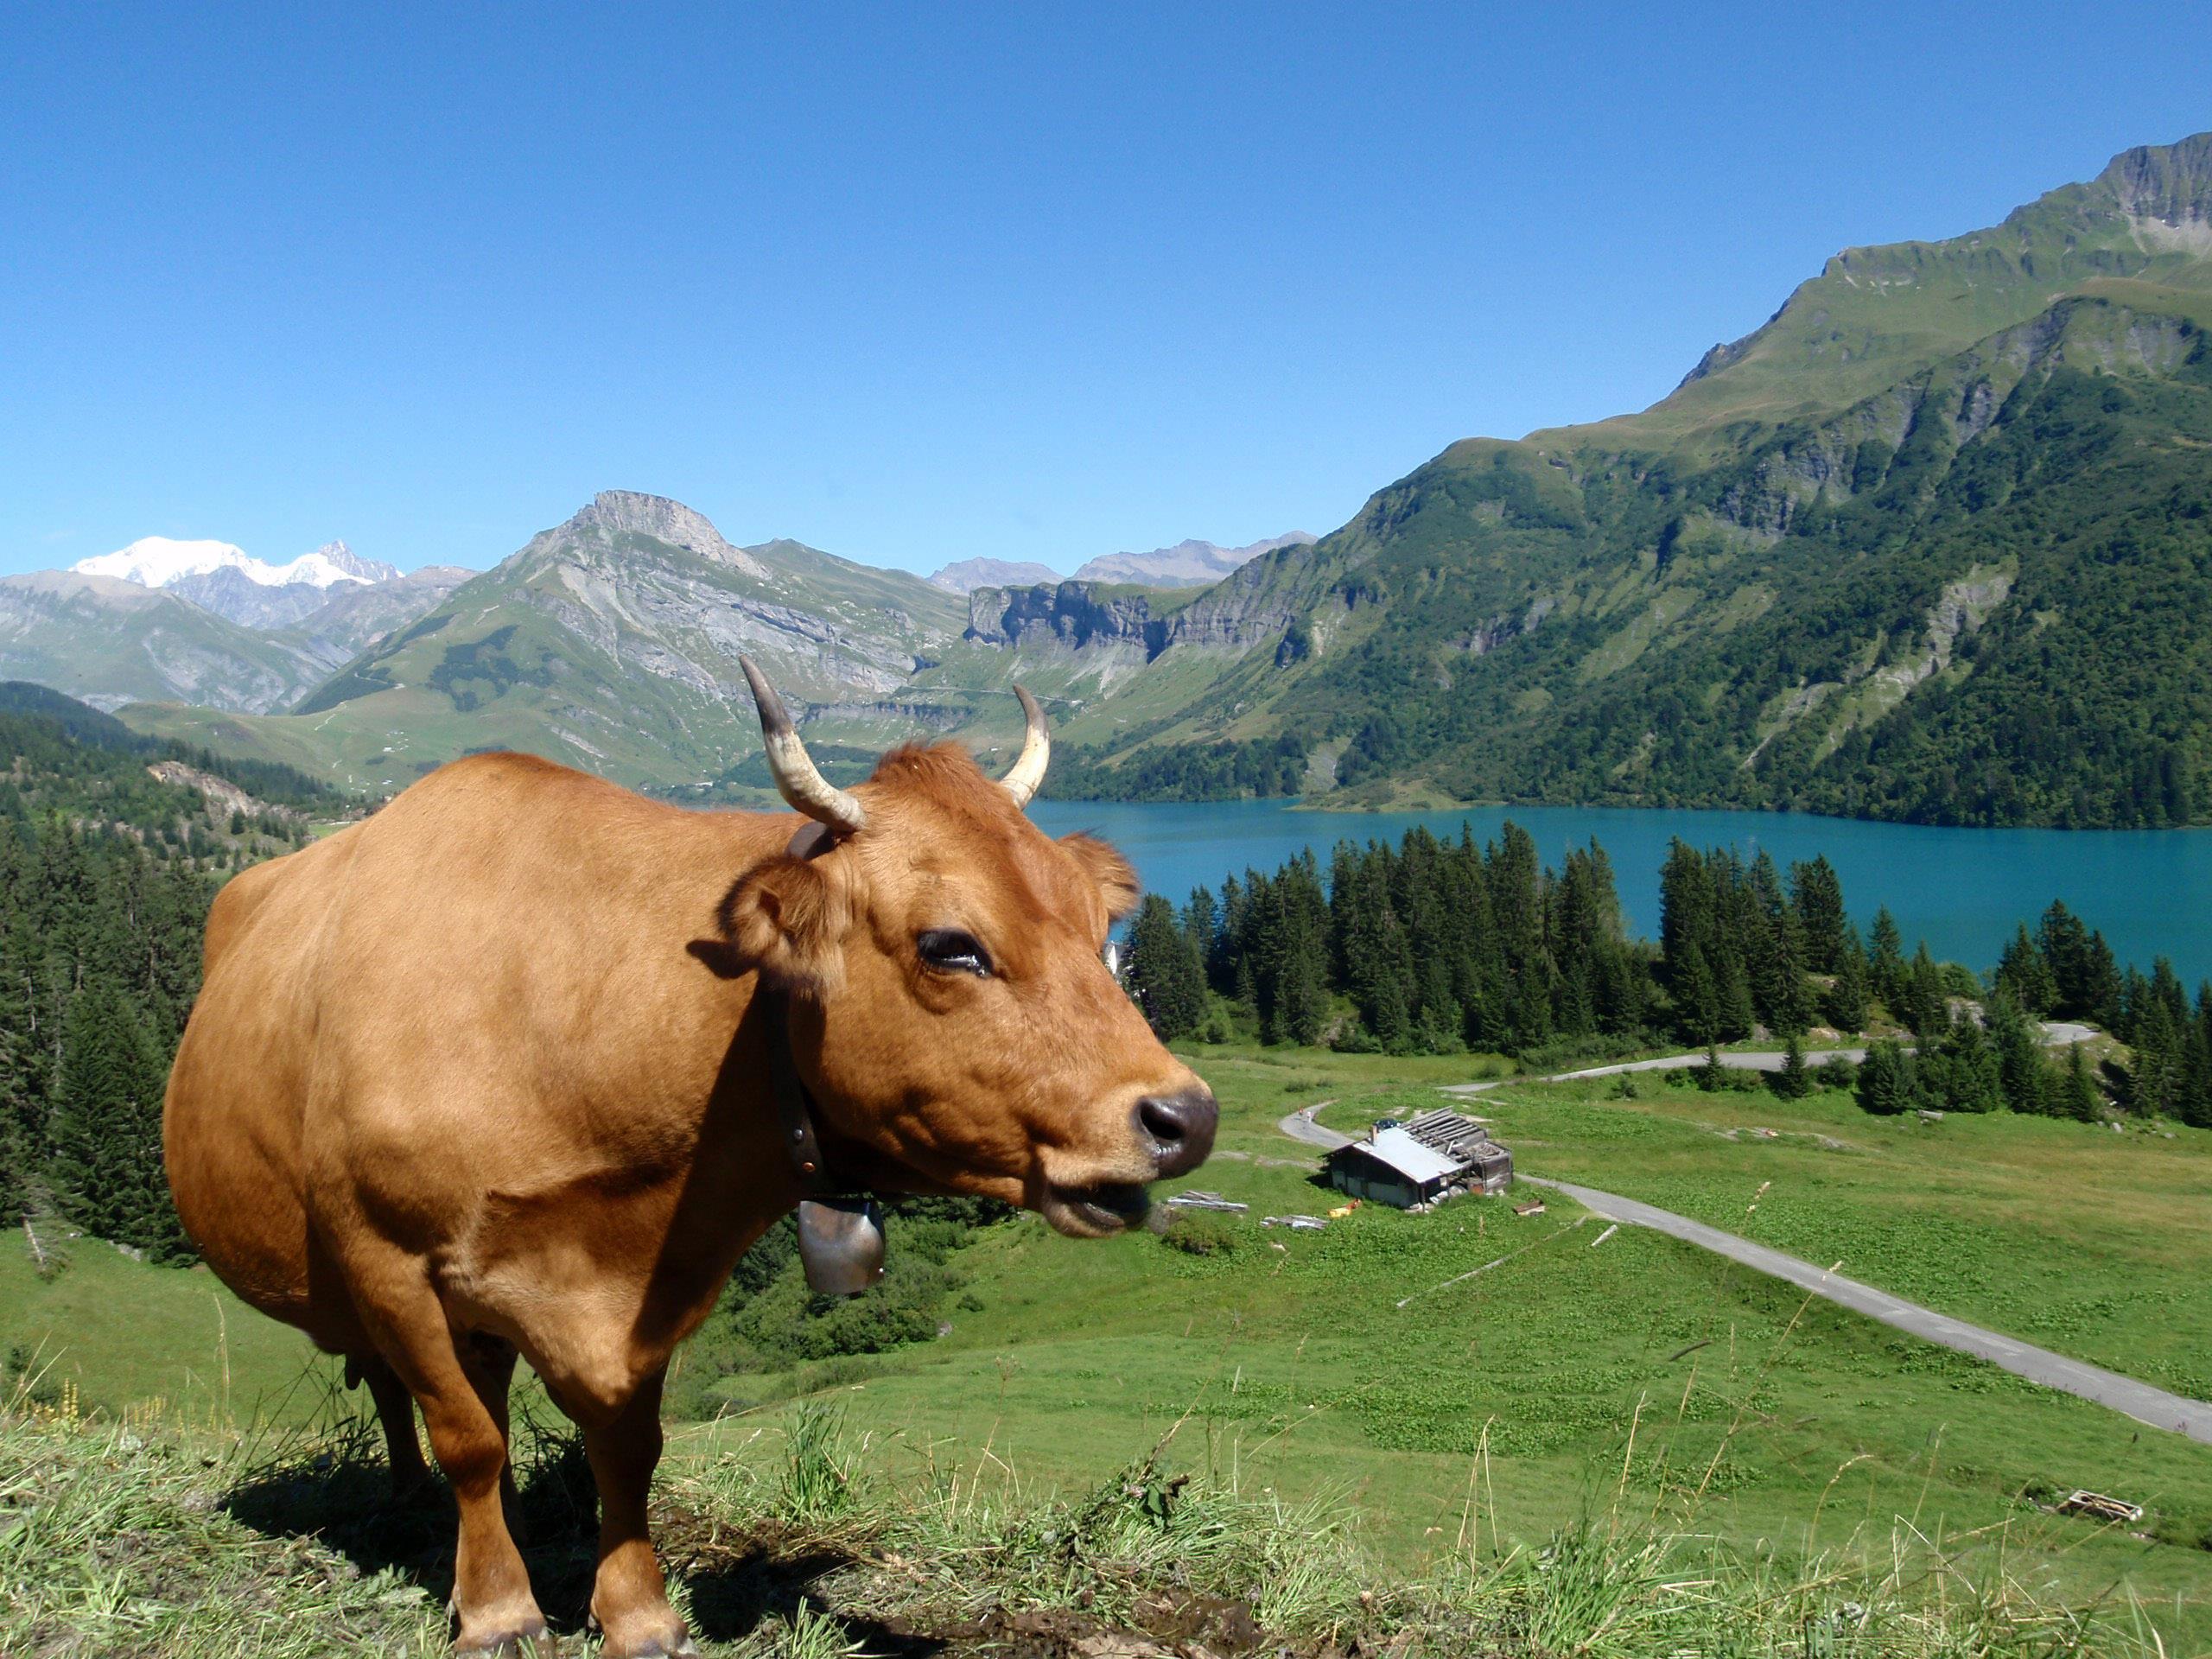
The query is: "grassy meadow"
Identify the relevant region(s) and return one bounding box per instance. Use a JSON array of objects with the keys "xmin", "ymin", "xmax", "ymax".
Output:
[
  {"xmin": 1468, "ymin": 1071, "xmax": 2212, "ymax": 1401},
  {"xmin": 4, "ymin": 1039, "xmax": 2211, "ymax": 1653}
]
